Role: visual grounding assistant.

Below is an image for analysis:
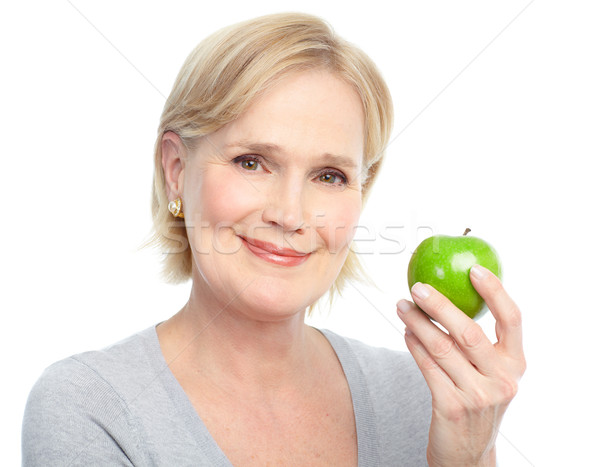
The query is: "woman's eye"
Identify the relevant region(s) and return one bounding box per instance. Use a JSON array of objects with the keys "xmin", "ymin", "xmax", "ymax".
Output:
[
  {"xmin": 241, "ymin": 159, "xmax": 259, "ymax": 170},
  {"xmin": 318, "ymin": 171, "xmax": 347, "ymax": 185},
  {"xmin": 234, "ymin": 156, "xmax": 262, "ymax": 171}
]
